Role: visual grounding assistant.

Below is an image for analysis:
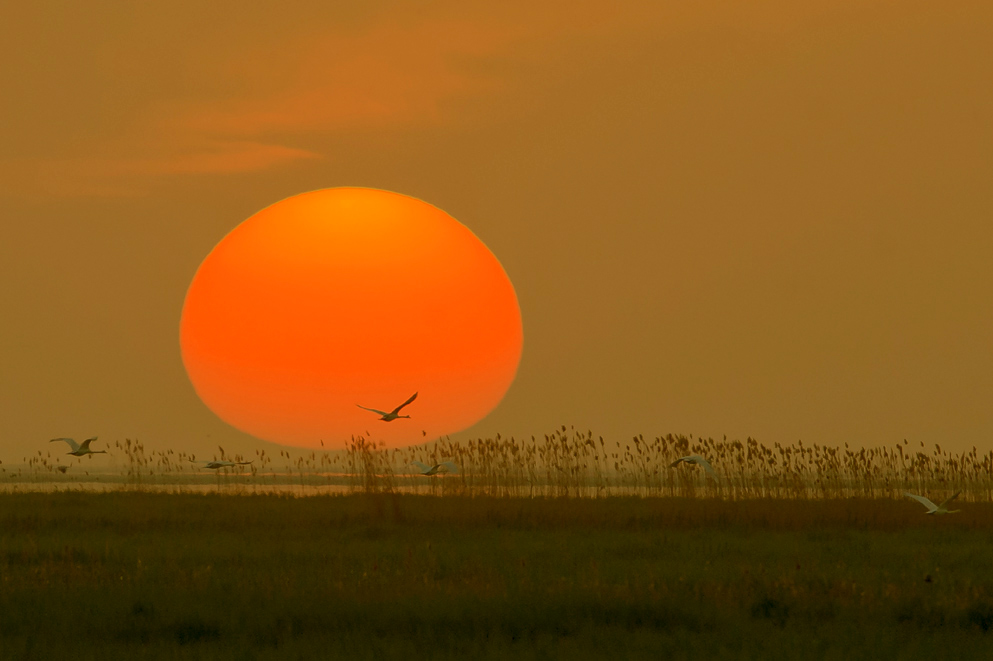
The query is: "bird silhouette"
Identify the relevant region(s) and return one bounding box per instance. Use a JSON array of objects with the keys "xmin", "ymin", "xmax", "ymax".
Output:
[
  {"xmin": 191, "ymin": 460, "xmax": 253, "ymax": 470},
  {"xmin": 410, "ymin": 461, "xmax": 458, "ymax": 476},
  {"xmin": 357, "ymin": 392, "xmax": 418, "ymax": 421}
]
